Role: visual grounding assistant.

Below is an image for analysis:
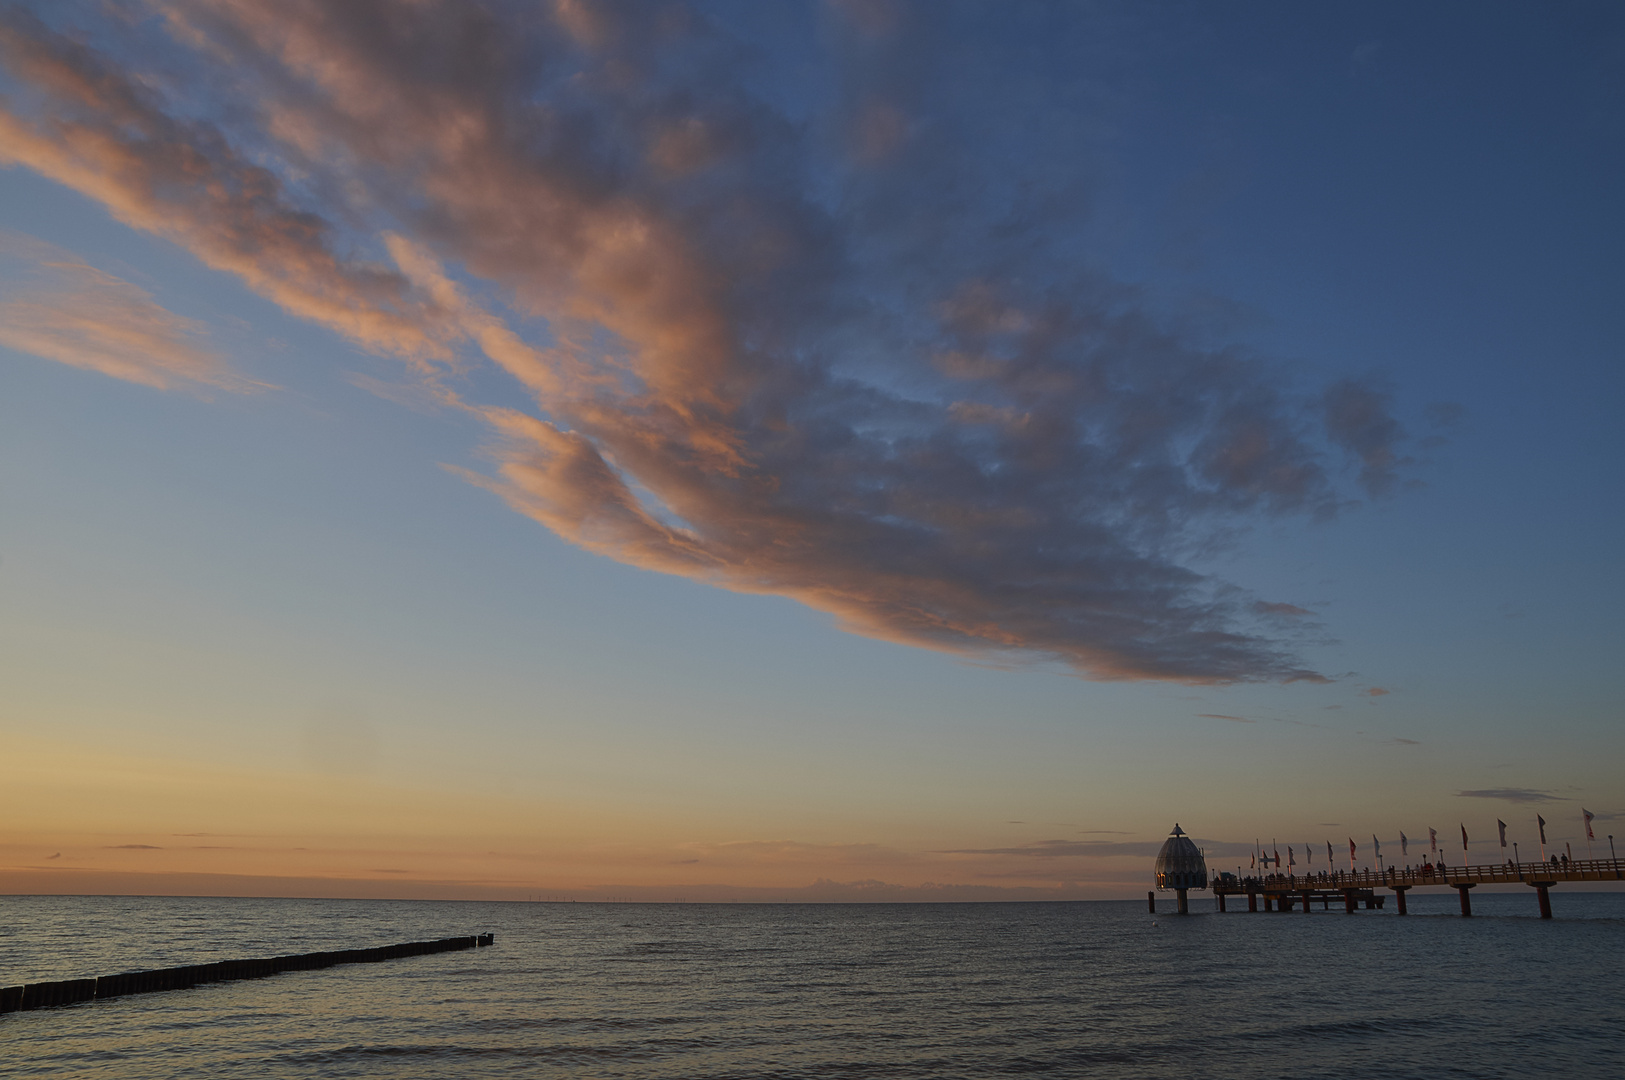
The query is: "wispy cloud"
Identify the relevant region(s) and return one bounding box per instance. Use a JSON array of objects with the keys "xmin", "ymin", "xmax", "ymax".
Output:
[
  {"xmin": 1253, "ymin": 601, "xmax": 1313, "ymax": 618},
  {"xmin": 0, "ymin": 3, "xmax": 1424, "ymax": 682},
  {"xmin": 1456, "ymin": 788, "xmax": 1567, "ymax": 804},
  {"xmin": 939, "ymin": 837, "xmax": 1254, "ymax": 858},
  {"xmin": 0, "ymin": 234, "xmax": 264, "ymax": 392},
  {"xmin": 1199, "ymin": 712, "xmax": 1253, "ymax": 723}
]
